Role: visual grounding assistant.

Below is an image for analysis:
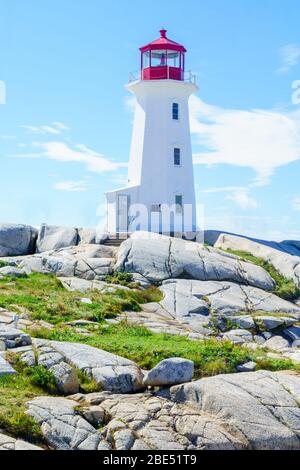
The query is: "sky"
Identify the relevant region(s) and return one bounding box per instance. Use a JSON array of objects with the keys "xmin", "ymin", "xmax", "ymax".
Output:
[{"xmin": 1, "ymin": 0, "xmax": 300, "ymax": 240}]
